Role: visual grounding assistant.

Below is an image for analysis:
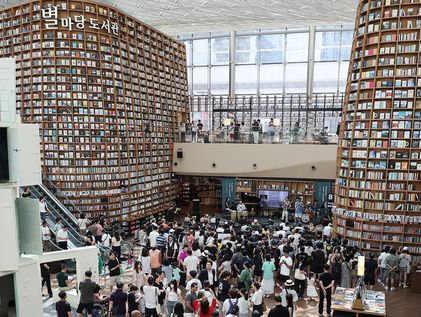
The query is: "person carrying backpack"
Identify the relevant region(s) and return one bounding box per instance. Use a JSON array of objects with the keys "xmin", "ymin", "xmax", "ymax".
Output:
[{"xmin": 222, "ymin": 289, "xmax": 239, "ymax": 317}]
